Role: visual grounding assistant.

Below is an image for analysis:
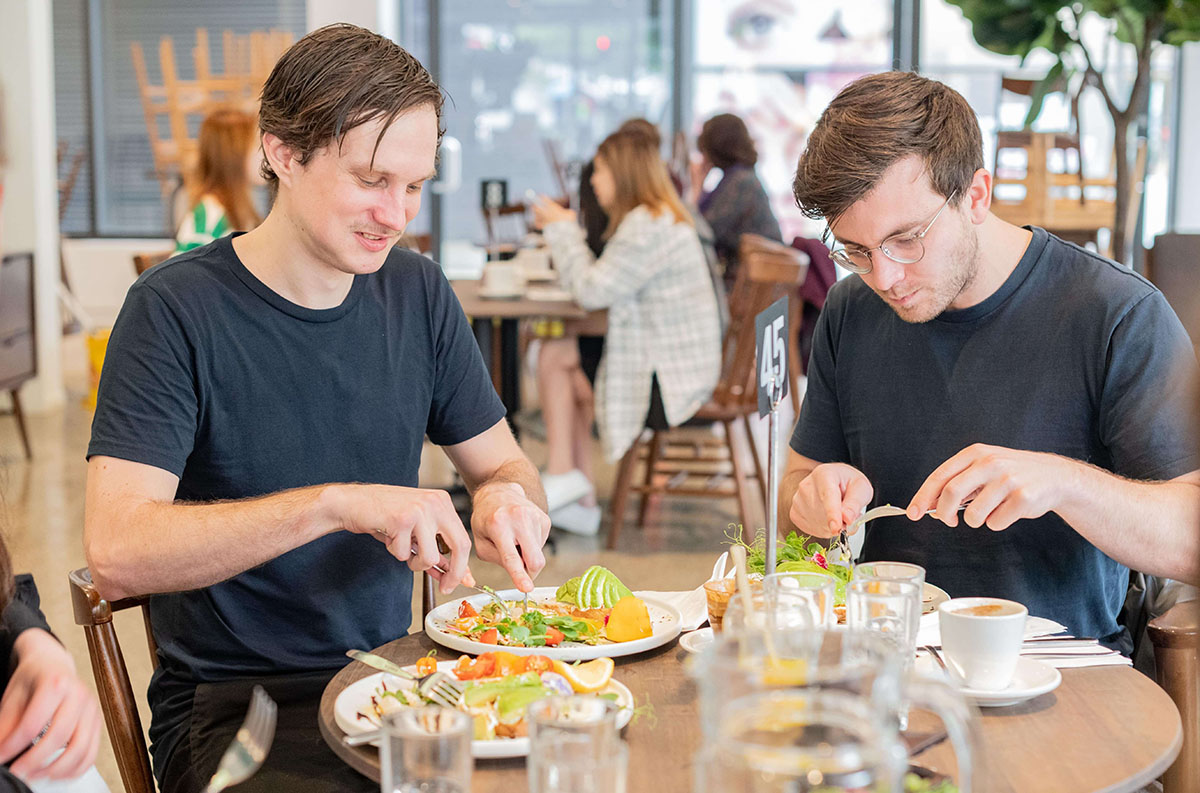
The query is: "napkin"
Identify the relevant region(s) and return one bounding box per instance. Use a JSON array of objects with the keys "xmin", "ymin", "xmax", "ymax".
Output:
[
  {"xmin": 634, "ymin": 588, "xmax": 709, "ymax": 632},
  {"xmin": 915, "ymin": 612, "xmax": 1131, "ymax": 669}
]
